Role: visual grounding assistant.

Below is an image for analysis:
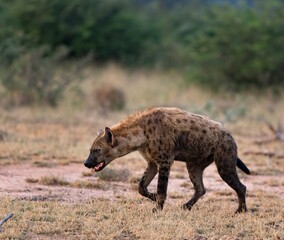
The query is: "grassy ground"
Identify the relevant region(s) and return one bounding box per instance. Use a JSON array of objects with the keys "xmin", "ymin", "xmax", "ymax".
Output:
[
  {"xmin": 0, "ymin": 193, "xmax": 283, "ymax": 240},
  {"xmin": 0, "ymin": 65, "xmax": 284, "ymax": 239}
]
